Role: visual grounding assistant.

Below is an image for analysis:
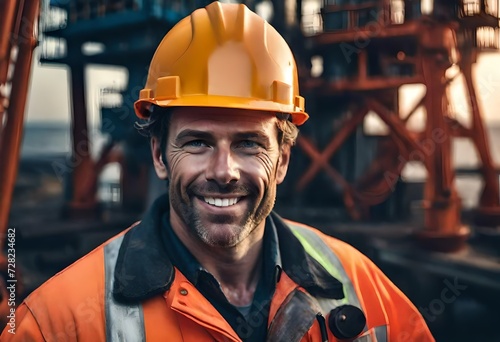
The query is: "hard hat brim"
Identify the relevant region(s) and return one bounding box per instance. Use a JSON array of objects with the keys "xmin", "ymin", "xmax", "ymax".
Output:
[{"xmin": 134, "ymin": 95, "xmax": 309, "ymax": 126}]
